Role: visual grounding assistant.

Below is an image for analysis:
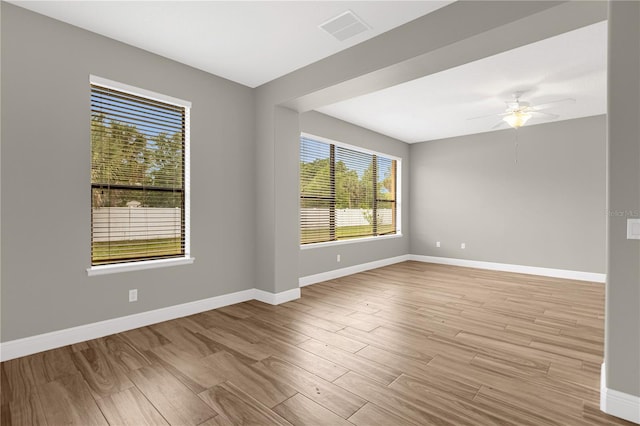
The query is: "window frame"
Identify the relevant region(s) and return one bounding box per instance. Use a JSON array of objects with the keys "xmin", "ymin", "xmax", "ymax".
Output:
[
  {"xmin": 87, "ymin": 75, "xmax": 193, "ymax": 276},
  {"xmin": 299, "ymin": 132, "xmax": 402, "ymax": 248}
]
